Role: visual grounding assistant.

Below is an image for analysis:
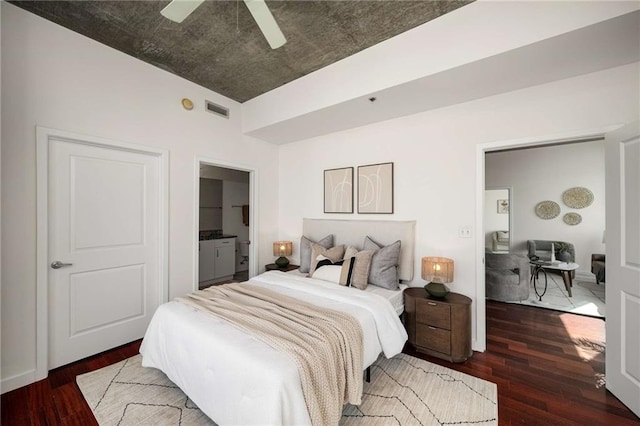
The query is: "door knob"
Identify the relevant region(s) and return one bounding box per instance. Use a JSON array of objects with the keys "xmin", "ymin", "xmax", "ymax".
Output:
[{"xmin": 51, "ymin": 261, "xmax": 73, "ymax": 269}]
